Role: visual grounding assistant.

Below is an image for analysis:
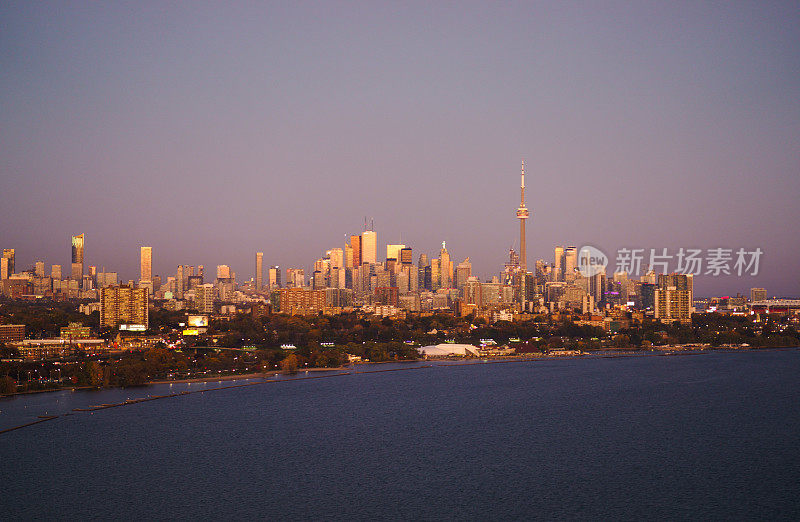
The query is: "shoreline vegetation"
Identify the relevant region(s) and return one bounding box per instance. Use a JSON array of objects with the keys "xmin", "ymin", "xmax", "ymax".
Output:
[{"xmin": 1, "ymin": 344, "xmax": 793, "ymax": 399}]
